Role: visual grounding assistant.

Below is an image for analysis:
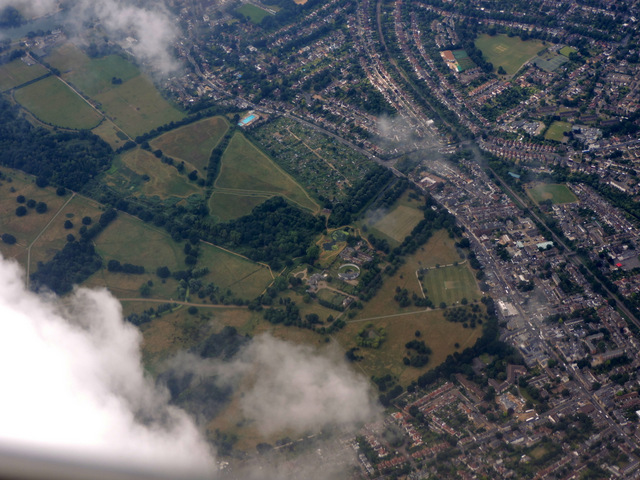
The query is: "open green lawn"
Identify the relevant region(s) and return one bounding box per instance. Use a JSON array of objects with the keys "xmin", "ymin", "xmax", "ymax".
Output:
[
  {"xmin": 559, "ymin": 46, "xmax": 578, "ymax": 57},
  {"xmin": 365, "ymin": 197, "xmax": 425, "ymax": 244},
  {"xmin": 87, "ymin": 213, "xmax": 187, "ymax": 299},
  {"xmin": 14, "ymin": 75, "xmax": 103, "ymax": 129},
  {"xmin": 544, "ymin": 120, "xmax": 571, "ymax": 142},
  {"xmin": 215, "ymin": 132, "xmax": 319, "ymax": 212},
  {"xmin": 422, "ymin": 264, "xmax": 481, "ymax": 306},
  {"xmin": 105, "ymin": 148, "xmax": 202, "ymax": 199},
  {"xmin": 150, "ymin": 116, "xmax": 230, "ymax": 173},
  {"xmin": 208, "ymin": 191, "xmax": 269, "ymax": 221},
  {"xmin": 356, "ymin": 230, "xmax": 465, "ymax": 319},
  {"xmin": 44, "ymin": 43, "xmax": 90, "ymax": 73},
  {"xmin": 94, "ymin": 75, "xmax": 185, "ymax": 138},
  {"xmin": 64, "ymin": 54, "xmax": 140, "ymax": 97},
  {"xmin": 198, "ymin": 243, "xmax": 273, "ymax": 300},
  {"xmin": 91, "ymin": 122, "xmax": 130, "ymax": 149},
  {"xmin": 237, "ymin": 3, "xmax": 273, "ymax": 23},
  {"xmin": 475, "ymin": 34, "xmax": 546, "ymax": 75},
  {"xmin": 0, "ymin": 59, "xmax": 48, "ymax": 91},
  {"xmin": 335, "ymin": 309, "xmax": 481, "ymax": 386},
  {"xmin": 526, "ymin": 183, "xmax": 578, "ymax": 204}
]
